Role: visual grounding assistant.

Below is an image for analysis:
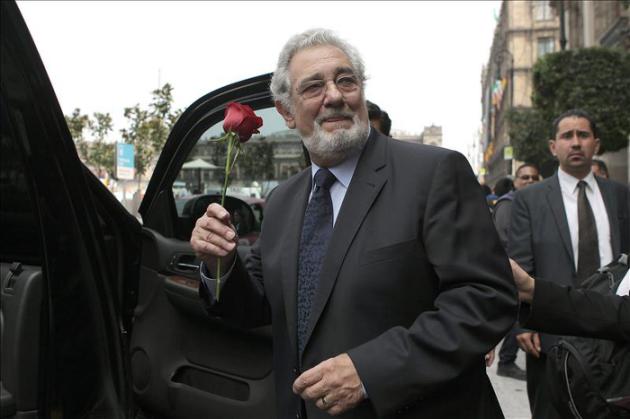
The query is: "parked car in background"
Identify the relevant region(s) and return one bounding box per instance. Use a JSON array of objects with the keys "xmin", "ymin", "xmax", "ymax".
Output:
[{"xmin": 0, "ymin": 2, "xmax": 306, "ymax": 417}]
